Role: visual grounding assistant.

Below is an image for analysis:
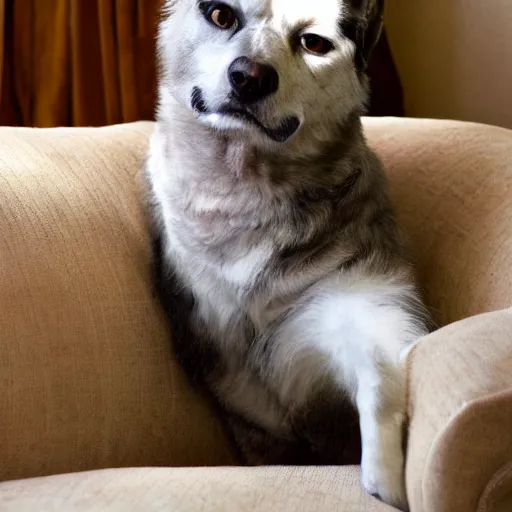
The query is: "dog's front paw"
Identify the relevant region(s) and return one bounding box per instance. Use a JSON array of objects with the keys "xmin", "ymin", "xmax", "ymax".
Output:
[{"xmin": 361, "ymin": 438, "xmax": 408, "ymax": 511}]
